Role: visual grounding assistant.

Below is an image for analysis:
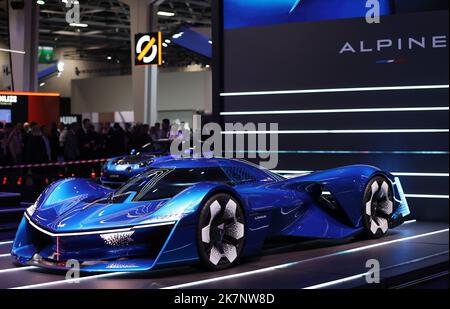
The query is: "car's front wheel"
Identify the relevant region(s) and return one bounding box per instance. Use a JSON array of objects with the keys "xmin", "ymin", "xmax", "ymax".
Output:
[
  {"xmin": 362, "ymin": 176, "xmax": 394, "ymax": 239},
  {"xmin": 197, "ymin": 193, "xmax": 246, "ymax": 270}
]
